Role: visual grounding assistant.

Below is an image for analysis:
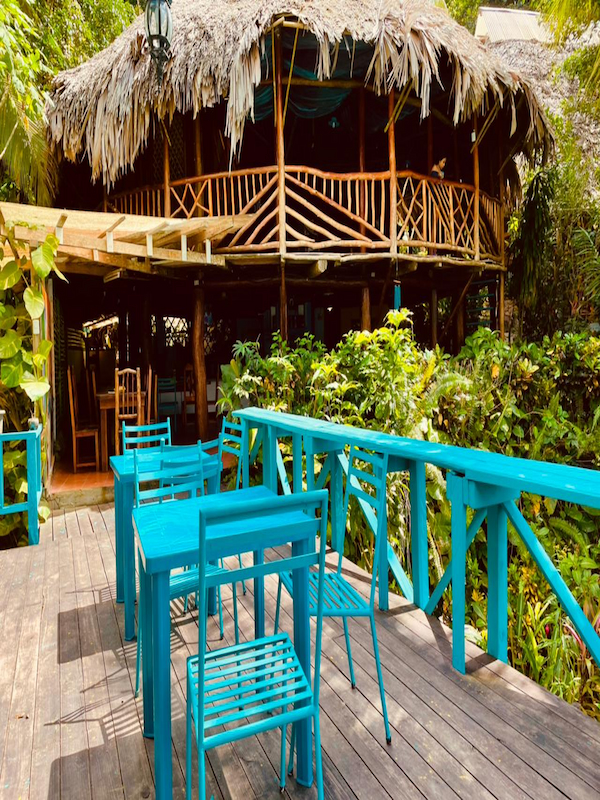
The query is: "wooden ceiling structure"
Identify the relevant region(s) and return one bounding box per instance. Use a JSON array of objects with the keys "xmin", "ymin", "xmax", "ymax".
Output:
[{"xmin": 0, "ymin": 202, "xmax": 251, "ymax": 279}]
